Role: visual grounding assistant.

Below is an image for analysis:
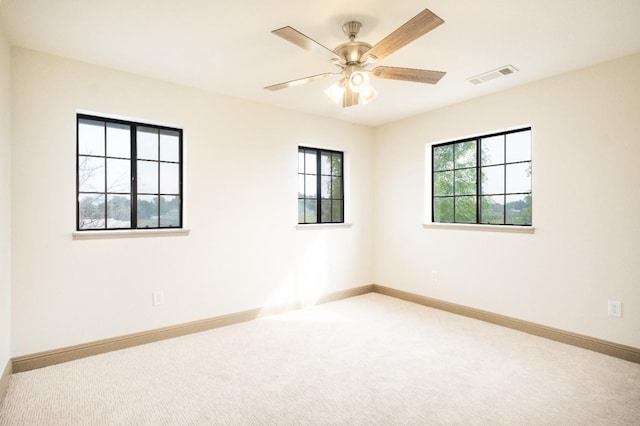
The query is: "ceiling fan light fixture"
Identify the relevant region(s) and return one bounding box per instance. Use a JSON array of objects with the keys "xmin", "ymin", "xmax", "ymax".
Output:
[
  {"xmin": 325, "ymin": 79, "xmax": 346, "ymax": 104},
  {"xmin": 348, "ymin": 70, "xmax": 370, "ymax": 93},
  {"xmin": 359, "ymin": 85, "xmax": 378, "ymax": 105}
]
